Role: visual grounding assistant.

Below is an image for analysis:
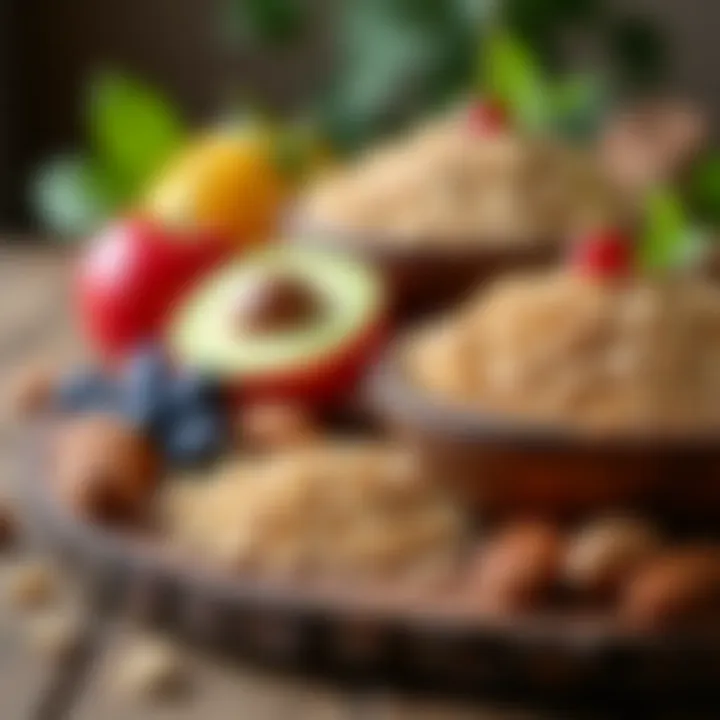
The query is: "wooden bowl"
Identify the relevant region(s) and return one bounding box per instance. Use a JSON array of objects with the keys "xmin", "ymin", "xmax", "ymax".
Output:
[
  {"xmin": 702, "ymin": 244, "xmax": 720, "ymax": 281},
  {"xmin": 287, "ymin": 214, "xmax": 559, "ymax": 322},
  {"xmin": 368, "ymin": 344, "xmax": 720, "ymax": 523}
]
